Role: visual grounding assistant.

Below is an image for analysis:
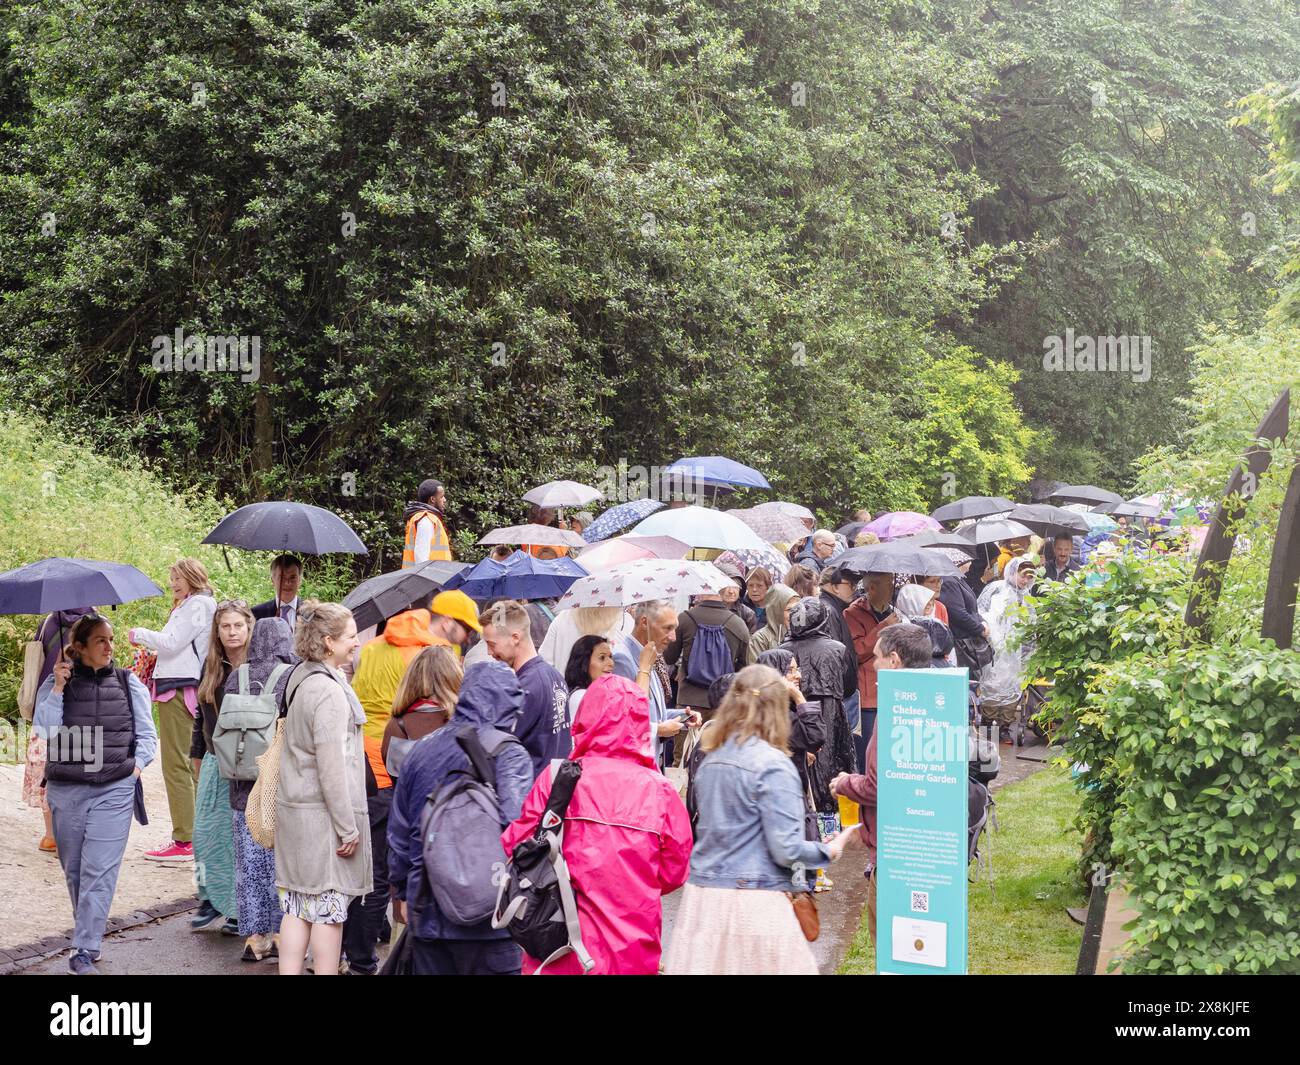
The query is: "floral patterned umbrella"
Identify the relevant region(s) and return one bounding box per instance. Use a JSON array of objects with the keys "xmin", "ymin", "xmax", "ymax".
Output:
[
  {"xmin": 581, "ymin": 498, "xmax": 666, "ymax": 542},
  {"xmin": 556, "ymin": 558, "xmax": 733, "ymax": 608}
]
